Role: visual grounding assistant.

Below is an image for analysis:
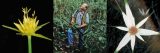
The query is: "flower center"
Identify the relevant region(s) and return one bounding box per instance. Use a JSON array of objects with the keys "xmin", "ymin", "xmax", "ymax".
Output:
[{"xmin": 129, "ymin": 26, "xmax": 138, "ymax": 35}]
